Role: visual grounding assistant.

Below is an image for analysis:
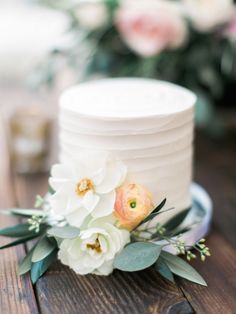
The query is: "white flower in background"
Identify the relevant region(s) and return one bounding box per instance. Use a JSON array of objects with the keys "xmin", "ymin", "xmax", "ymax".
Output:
[
  {"xmin": 182, "ymin": 0, "xmax": 234, "ymax": 32},
  {"xmin": 49, "ymin": 153, "xmax": 127, "ymax": 227},
  {"xmin": 74, "ymin": 0, "xmax": 108, "ymax": 30},
  {"xmin": 58, "ymin": 217, "xmax": 130, "ymax": 275},
  {"xmin": 115, "ymin": 0, "xmax": 187, "ymax": 57}
]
